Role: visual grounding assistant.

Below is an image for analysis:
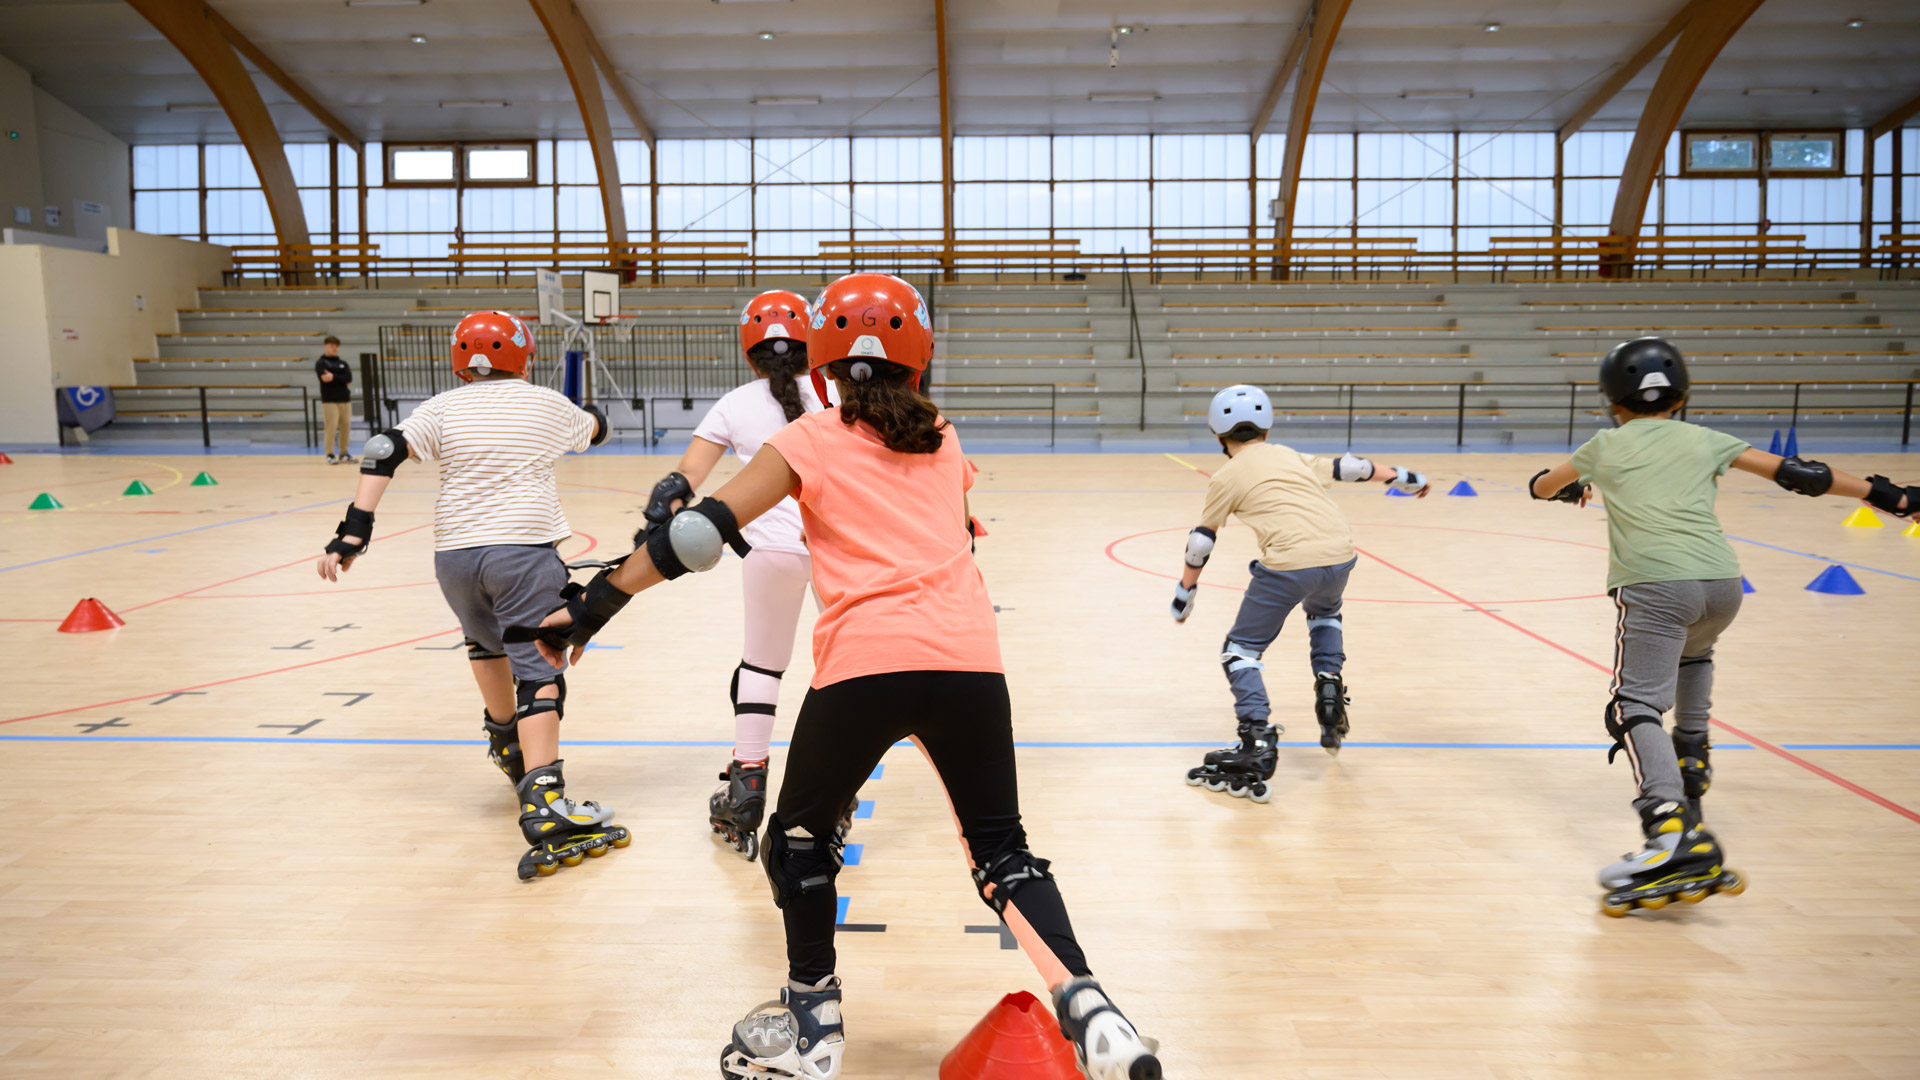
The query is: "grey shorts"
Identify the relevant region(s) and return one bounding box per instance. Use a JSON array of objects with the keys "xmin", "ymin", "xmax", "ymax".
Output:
[{"xmin": 434, "ymin": 543, "xmax": 569, "ymax": 683}]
